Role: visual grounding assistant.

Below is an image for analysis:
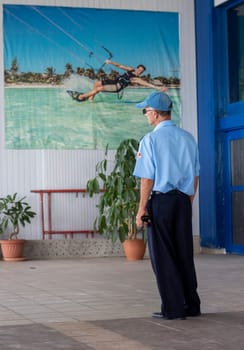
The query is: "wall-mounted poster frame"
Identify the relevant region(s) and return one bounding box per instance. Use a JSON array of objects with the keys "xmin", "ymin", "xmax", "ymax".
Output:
[{"xmin": 3, "ymin": 4, "xmax": 180, "ymax": 150}]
